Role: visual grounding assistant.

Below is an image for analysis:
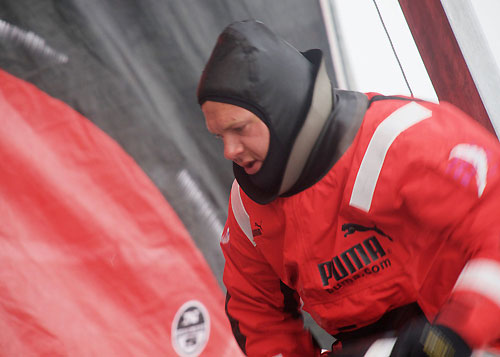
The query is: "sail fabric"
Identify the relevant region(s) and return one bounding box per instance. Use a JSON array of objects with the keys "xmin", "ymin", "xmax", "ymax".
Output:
[{"xmin": 0, "ymin": 69, "xmax": 241, "ymax": 356}]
